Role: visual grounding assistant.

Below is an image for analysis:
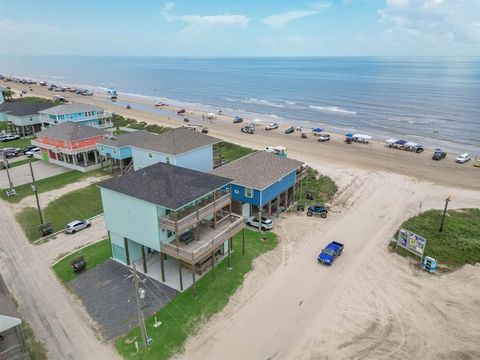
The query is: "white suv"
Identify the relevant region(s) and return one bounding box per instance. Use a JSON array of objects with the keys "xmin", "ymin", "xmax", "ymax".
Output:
[
  {"xmin": 456, "ymin": 153, "xmax": 471, "ymax": 163},
  {"xmin": 246, "ymin": 216, "xmax": 274, "ymax": 230}
]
